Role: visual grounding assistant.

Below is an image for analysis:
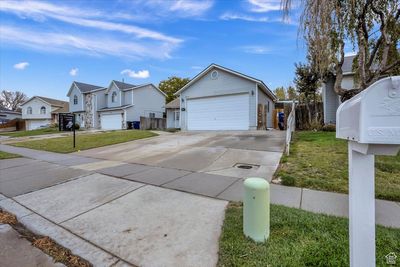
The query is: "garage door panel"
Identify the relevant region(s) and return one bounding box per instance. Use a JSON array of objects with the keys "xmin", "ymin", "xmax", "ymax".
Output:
[
  {"xmin": 101, "ymin": 114, "xmax": 122, "ymax": 130},
  {"xmin": 187, "ymin": 94, "xmax": 249, "ymax": 130}
]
